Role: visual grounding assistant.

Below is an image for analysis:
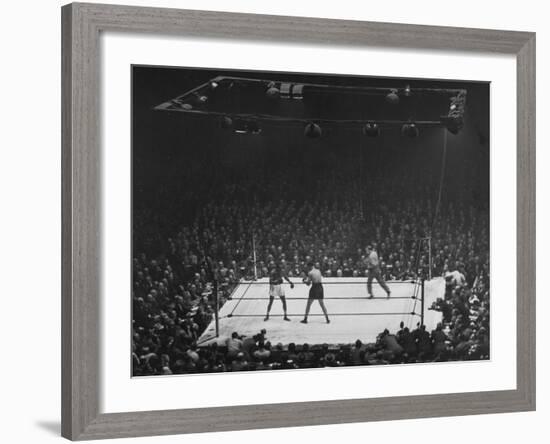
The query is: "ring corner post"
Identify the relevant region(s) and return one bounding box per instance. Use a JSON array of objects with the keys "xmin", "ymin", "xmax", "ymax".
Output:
[
  {"xmin": 428, "ymin": 236, "xmax": 432, "ymax": 280},
  {"xmin": 214, "ymin": 279, "xmax": 220, "ymax": 339},
  {"xmin": 252, "ymin": 233, "xmax": 258, "ymax": 280},
  {"xmin": 420, "ymin": 278, "xmax": 426, "ymax": 325}
]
